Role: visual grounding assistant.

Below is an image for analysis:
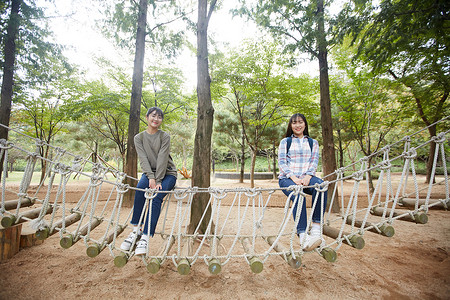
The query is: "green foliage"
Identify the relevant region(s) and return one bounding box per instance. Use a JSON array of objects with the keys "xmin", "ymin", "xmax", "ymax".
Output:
[
  {"xmin": 101, "ymin": 0, "xmax": 190, "ymax": 58},
  {"xmin": 338, "ymin": 0, "xmax": 450, "ymax": 128}
]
